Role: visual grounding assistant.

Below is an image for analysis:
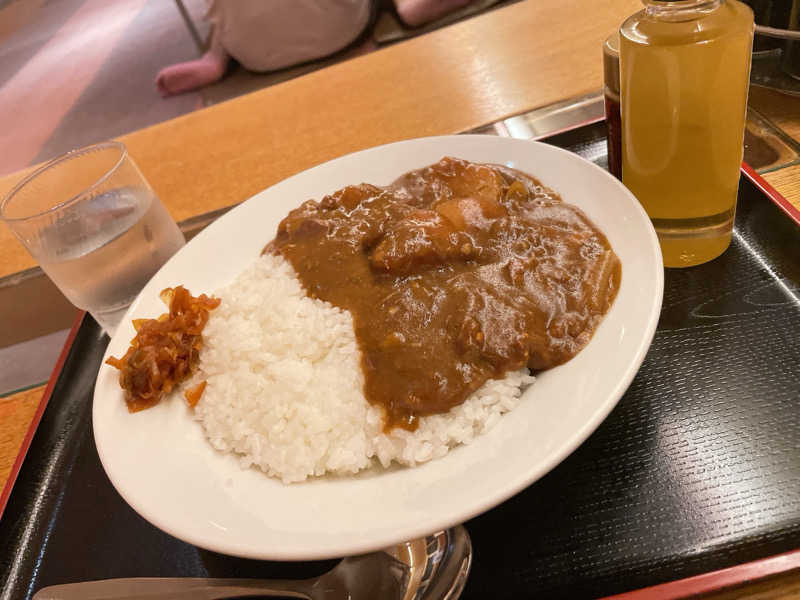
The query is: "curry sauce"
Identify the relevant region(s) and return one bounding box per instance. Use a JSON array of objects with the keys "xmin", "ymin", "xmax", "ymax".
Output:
[{"xmin": 268, "ymin": 157, "xmax": 621, "ymax": 431}]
